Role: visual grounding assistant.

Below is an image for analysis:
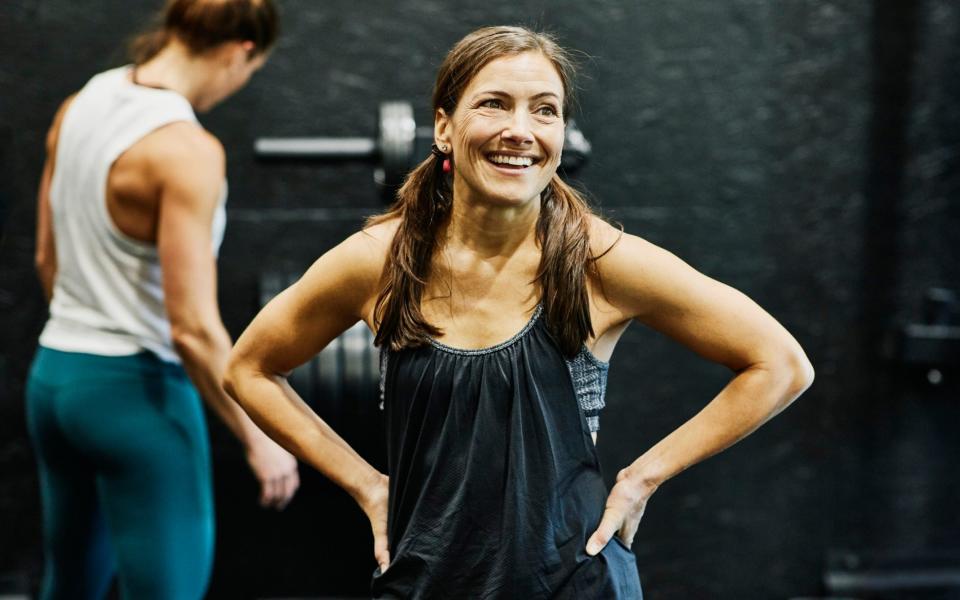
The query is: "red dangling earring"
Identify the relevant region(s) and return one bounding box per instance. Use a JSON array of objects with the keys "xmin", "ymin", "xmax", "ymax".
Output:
[{"xmin": 442, "ymin": 157, "xmax": 451, "ymax": 173}]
